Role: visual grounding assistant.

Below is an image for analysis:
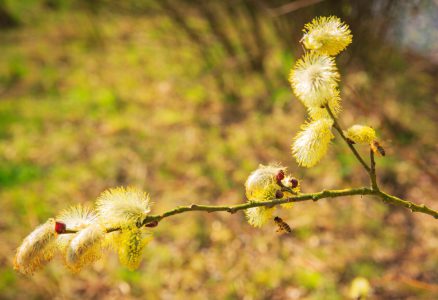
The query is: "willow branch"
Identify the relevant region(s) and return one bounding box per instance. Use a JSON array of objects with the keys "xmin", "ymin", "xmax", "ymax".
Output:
[
  {"xmin": 325, "ymin": 105, "xmax": 371, "ymax": 173},
  {"xmin": 142, "ymin": 189, "xmax": 438, "ymax": 221},
  {"xmin": 376, "ymin": 190, "xmax": 438, "ymax": 218},
  {"xmin": 140, "ymin": 187, "xmax": 374, "ymax": 224},
  {"xmin": 369, "ymin": 149, "xmax": 379, "ymax": 191},
  {"xmin": 58, "ymin": 187, "xmax": 438, "ymax": 235},
  {"xmin": 318, "ymin": 107, "xmax": 438, "ymax": 220},
  {"xmin": 268, "ymin": 0, "xmax": 324, "ymax": 17}
]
